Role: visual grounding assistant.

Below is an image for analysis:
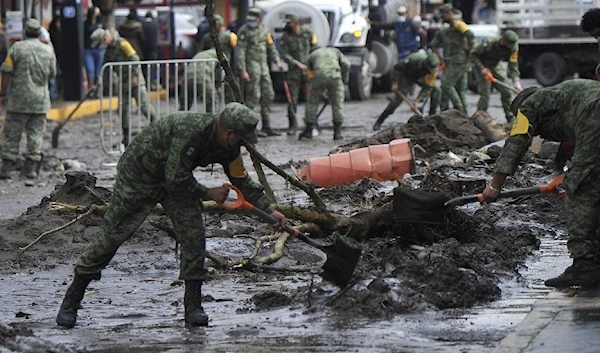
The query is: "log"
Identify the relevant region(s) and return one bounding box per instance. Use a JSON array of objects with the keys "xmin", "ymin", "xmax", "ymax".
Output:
[{"xmin": 471, "ymin": 110, "xmax": 508, "ymax": 143}]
